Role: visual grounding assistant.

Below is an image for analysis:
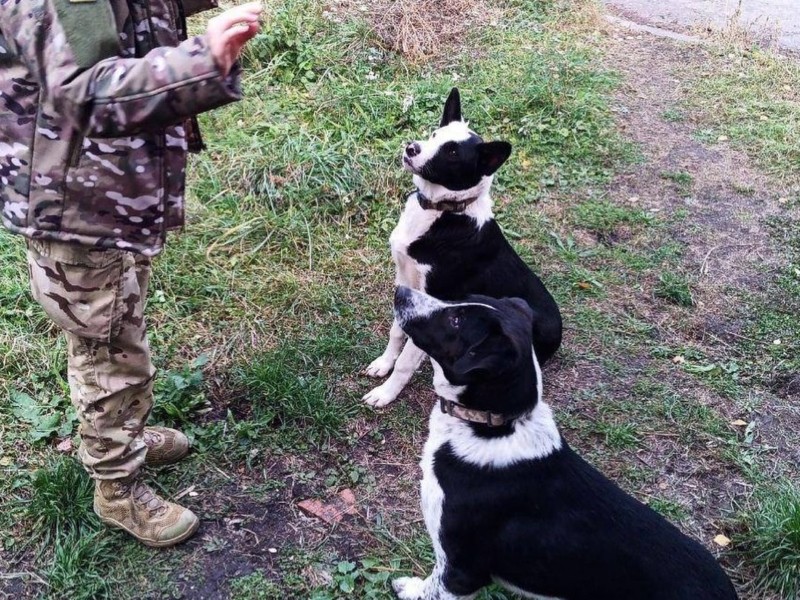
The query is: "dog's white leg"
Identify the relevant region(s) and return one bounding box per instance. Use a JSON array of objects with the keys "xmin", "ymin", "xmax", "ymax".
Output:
[
  {"xmin": 364, "ymin": 319, "xmax": 406, "ymax": 378},
  {"xmin": 392, "ymin": 575, "xmax": 429, "ymax": 600},
  {"xmin": 362, "ymin": 339, "xmax": 425, "ymax": 407},
  {"xmin": 392, "ymin": 565, "xmax": 476, "ymax": 600}
]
